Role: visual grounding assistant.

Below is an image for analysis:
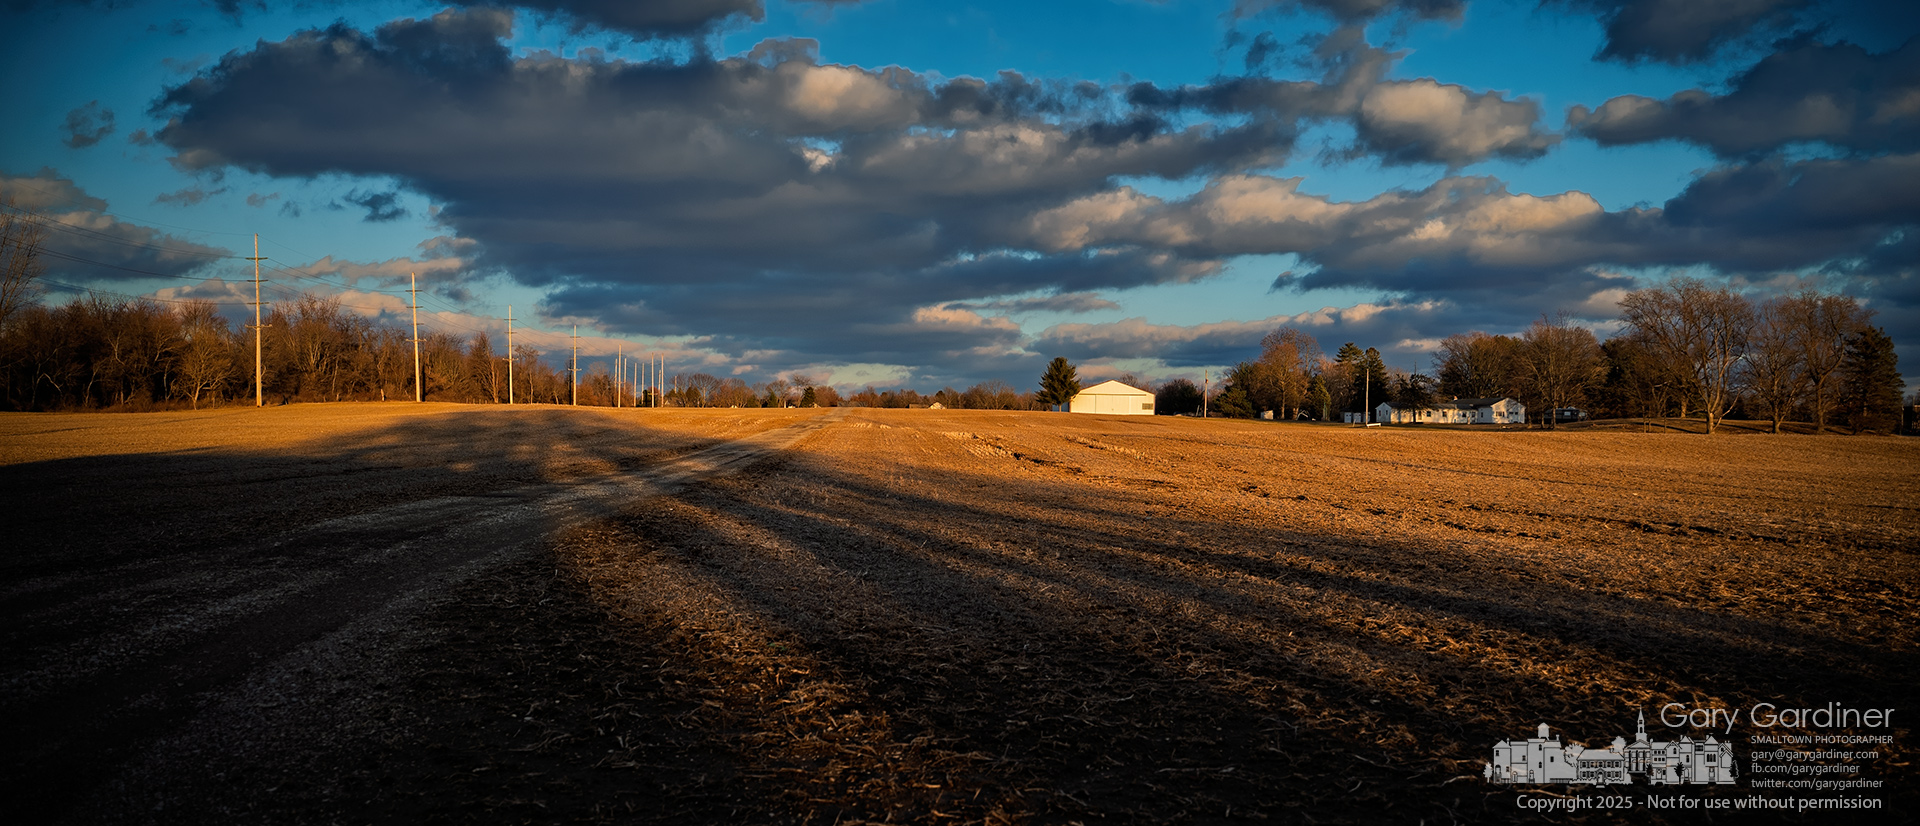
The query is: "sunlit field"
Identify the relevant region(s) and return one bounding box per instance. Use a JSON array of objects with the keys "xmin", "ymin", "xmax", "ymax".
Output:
[{"xmin": 4, "ymin": 405, "xmax": 1915, "ymax": 824}]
